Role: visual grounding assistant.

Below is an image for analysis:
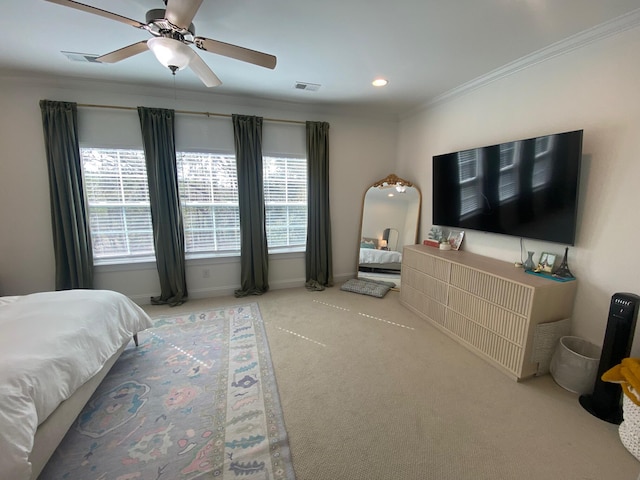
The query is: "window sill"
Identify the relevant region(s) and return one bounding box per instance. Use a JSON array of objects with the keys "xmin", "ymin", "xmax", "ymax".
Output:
[{"xmin": 94, "ymin": 248, "xmax": 305, "ymax": 271}]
